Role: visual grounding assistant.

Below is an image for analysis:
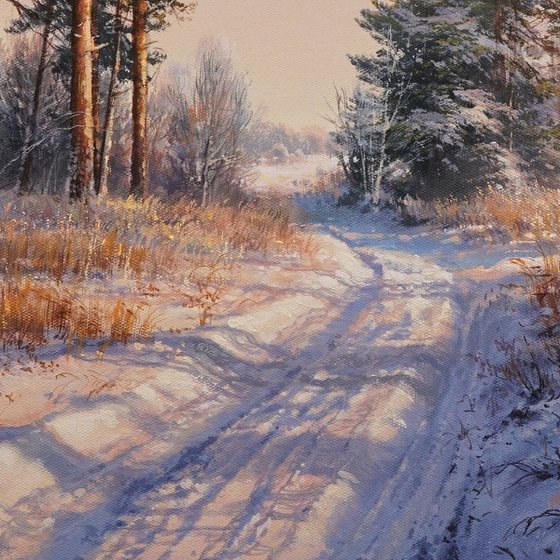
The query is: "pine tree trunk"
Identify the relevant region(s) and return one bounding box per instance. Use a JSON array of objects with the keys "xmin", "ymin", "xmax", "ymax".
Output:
[
  {"xmin": 96, "ymin": 0, "xmax": 124, "ymax": 196},
  {"xmin": 131, "ymin": 0, "xmax": 148, "ymax": 200},
  {"xmin": 91, "ymin": 0, "xmax": 101, "ymax": 191},
  {"xmin": 17, "ymin": 1, "xmax": 53, "ymax": 195},
  {"xmin": 69, "ymin": 0, "xmax": 95, "ymax": 200}
]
